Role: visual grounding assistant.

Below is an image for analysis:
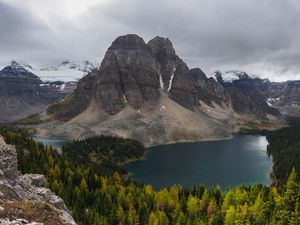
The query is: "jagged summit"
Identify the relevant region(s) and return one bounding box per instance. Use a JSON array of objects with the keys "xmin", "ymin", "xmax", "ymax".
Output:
[{"xmin": 108, "ymin": 34, "xmax": 148, "ymax": 51}]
